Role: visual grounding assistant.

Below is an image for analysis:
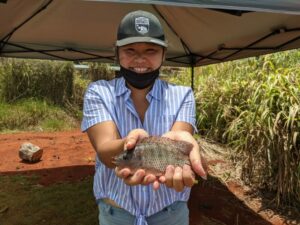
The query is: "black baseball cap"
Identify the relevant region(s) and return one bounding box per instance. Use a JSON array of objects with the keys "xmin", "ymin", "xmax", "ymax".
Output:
[{"xmin": 116, "ymin": 10, "xmax": 167, "ymax": 47}]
